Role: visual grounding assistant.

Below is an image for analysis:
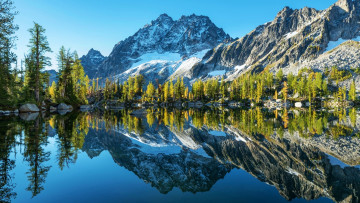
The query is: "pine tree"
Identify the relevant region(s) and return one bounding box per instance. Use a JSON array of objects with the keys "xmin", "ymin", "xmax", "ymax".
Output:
[
  {"xmin": 184, "ymin": 87, "xmax": 189, "ymax": 99},
  {"xmin": 25, "ymin": 22, "xmax": 52, "ymax": 104},
  {"xmin": 56, "ymin": 47, "xmax": 77, "ymax": 103},
  {"xmin": 349, "ymin": 80, "xmax": 357, "ymax": 101},
  {"xmin": 146, "ymin": 82, "xmax": 155, "ymax": 102},
  {"xmin": 48, "ymin": 81, "xmax": 56, "ymax": 101},
  {"xmin": 0, "ymin": 0, "xmax": 18, "ymax": 107},
  {"xmin": 163, "ymin": 81, "xmax": 169, "ymax": 102},
  {"xmin": 276, "ymin": 69, "xmax": 284, "ymax": 85},
  {"xmin": 282, "ymin": 81, "xmax": 288, "ymax": 102},
  {"xmin": 322, "ymin": 79, "xmax": 328, "ymax": 96},
  {"xmin": 220, "ymin": 77, "xmax": 226, "ymax": 100},
  {"xmin": 169, "ymin": 80, "xmax": 174, "ymax": 100},
  {"xmin": 255, "ymin": 82, "xmax": 263, "ymax": 103},
  {"xmin": 71, "ymin": 52, "xmax": 88, "ymax": 104}
]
